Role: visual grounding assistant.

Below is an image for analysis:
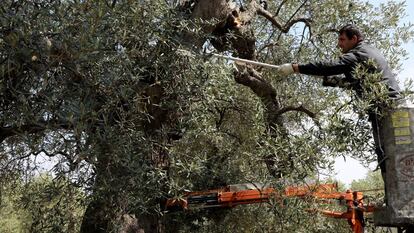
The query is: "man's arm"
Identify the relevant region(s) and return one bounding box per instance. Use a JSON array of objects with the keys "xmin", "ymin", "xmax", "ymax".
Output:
[
  {"xmin": 292, "ymin": 53, "xmax": 358, "ymax": 76},
  {"xmin": 291, "ymin": 64, "xmax": 349, "ymax": 88}
]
